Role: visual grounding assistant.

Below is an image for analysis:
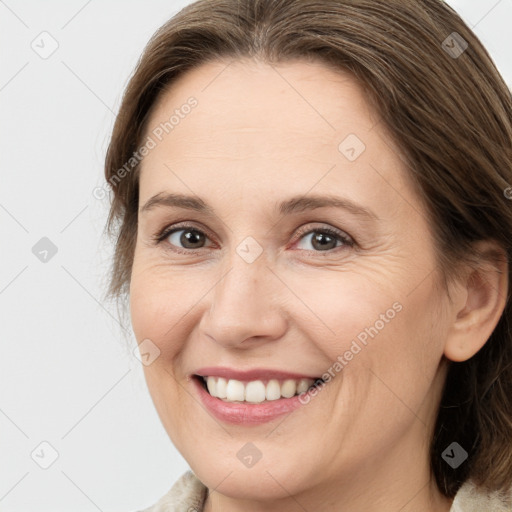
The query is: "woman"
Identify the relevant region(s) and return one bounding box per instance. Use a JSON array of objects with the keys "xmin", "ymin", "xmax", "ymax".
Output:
[{"xmin": 103, "ymin": 0, "xmax": 512, "ymax": 510}]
